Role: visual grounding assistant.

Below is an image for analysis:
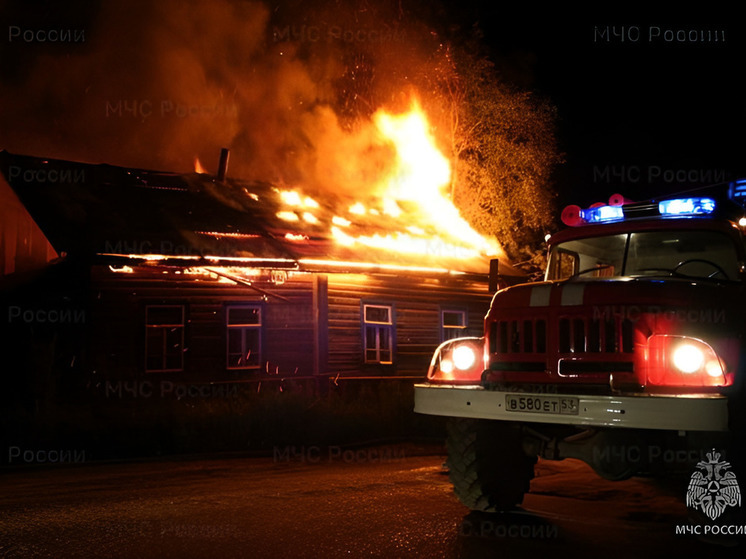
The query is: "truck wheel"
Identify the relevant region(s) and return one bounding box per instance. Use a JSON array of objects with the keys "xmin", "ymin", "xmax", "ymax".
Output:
[{"xmin": 446, "ymin": 418, "xmax": 537, "ymax": 512}]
